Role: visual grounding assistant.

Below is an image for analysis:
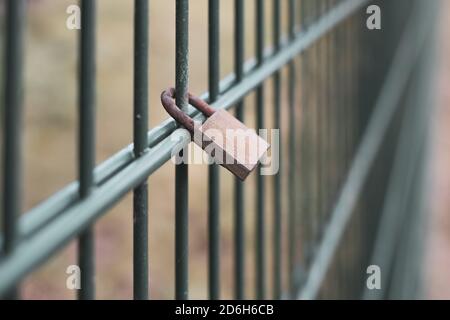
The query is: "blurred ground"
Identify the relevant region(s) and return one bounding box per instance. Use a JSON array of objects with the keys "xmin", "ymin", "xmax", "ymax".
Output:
[{"xmin": 425, "ymin": 0, "xmax": 450, "ymax": 300}]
